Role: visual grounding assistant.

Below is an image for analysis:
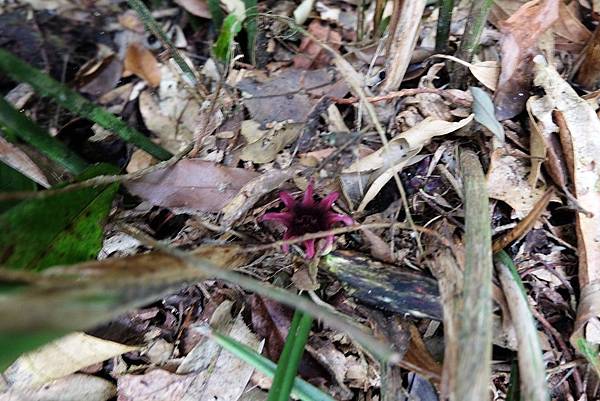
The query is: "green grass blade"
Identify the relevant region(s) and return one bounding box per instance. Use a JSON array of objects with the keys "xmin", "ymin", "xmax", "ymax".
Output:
[
  {"xmin": 211, "ymin": 329, "xmax": 334, "ymax": 401},
  {"xmin": 208, "ymin": 0, "xmax": 225, "ymax": 32},
  {"xmin": 269, "ymin": 310, "xmax": 313, "ymax": 401},
  {"xmin": 244, "ymin": 0, "xmax": 257, "ymax": 65},
  {"xmin": 214, "ymin": 13, "xmax": 243, "ymax": 62},
  {"xmin": 0, "ymin": 49, "xmax": 172, "ymax": 161},
  {"xmin": 0, "ymin": 97, "xmax": 88, "ymax": 174}
]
